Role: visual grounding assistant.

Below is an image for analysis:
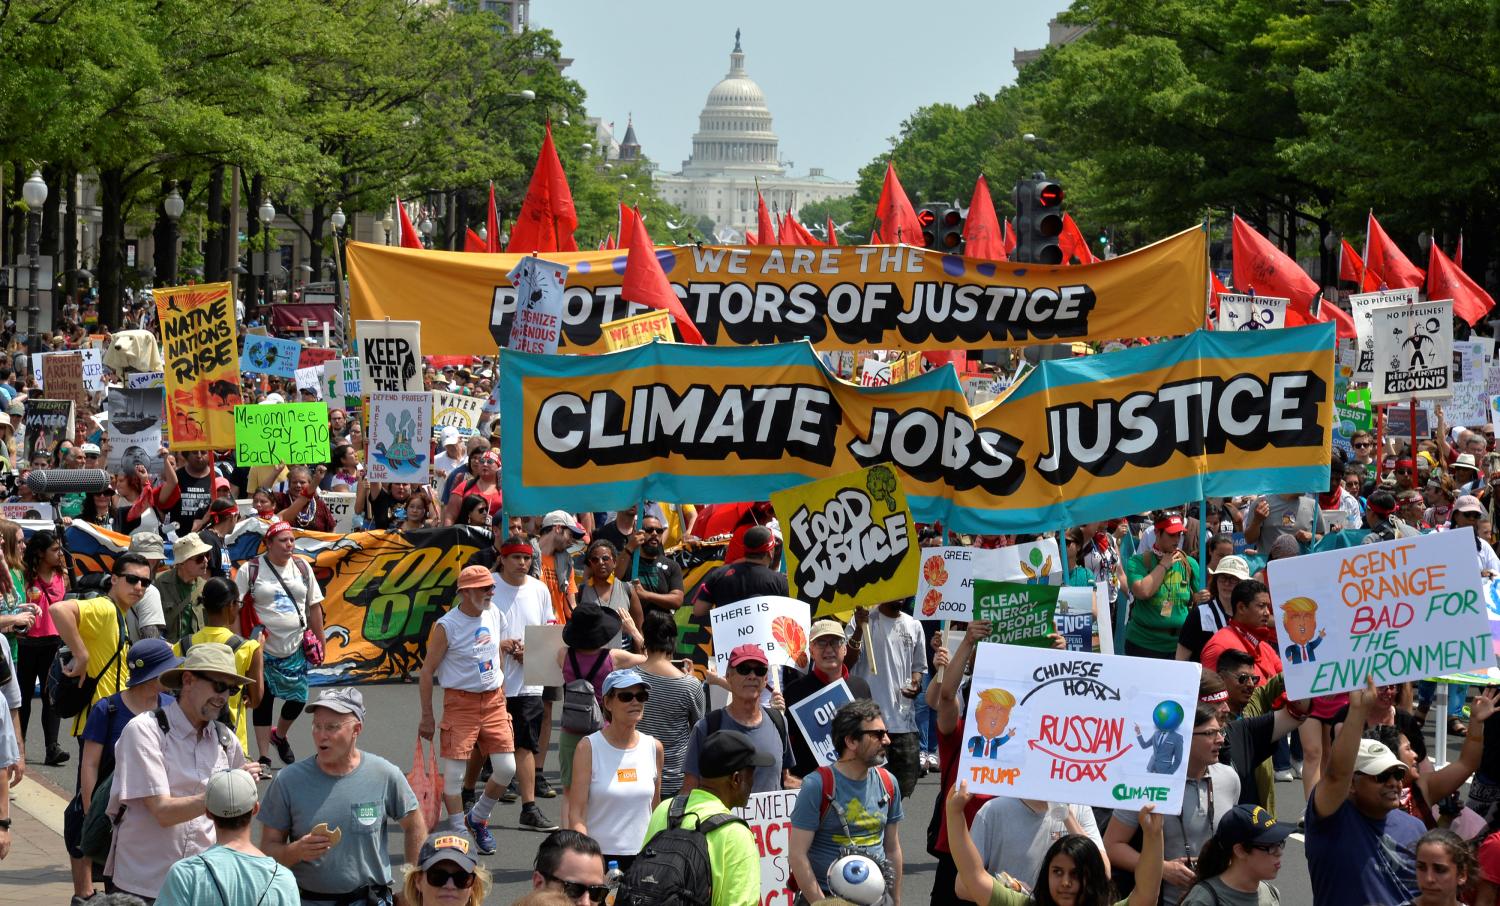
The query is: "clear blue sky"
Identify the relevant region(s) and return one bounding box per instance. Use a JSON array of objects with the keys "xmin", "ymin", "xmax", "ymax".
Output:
[{"xmin": 538, "ymin": 1, "xmax": 1072, "ymax": 182}]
